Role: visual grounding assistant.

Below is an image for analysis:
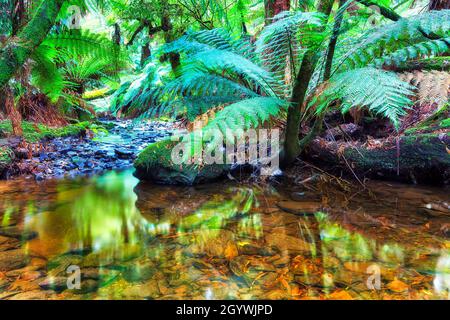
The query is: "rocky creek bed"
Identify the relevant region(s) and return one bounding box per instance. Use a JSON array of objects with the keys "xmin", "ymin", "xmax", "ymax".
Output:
[
  {"xmin": 0, "ymin": 170, "xmax": 449, "ymax": 300},
  {"xmin": 1, "ymin": 119, "xmax": 173, "ymax": 180}
]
